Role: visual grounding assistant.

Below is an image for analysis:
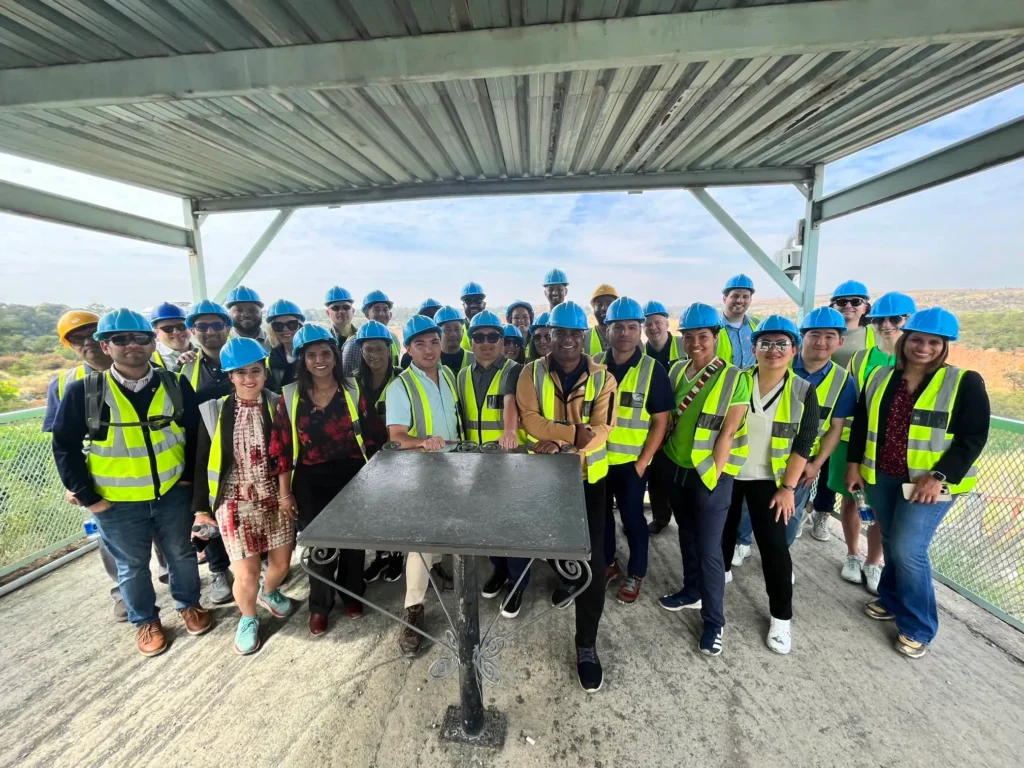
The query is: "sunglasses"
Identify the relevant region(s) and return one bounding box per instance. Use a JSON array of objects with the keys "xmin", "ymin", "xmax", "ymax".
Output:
[
  {"xmin": 107, "ymin": 333, "xmax": 155, "ymax": 347},
  {"xmin": 66, "ymin": 333, "xmax": 96, "ymax": 346},
  {"xmin": 870, "ymin": 315, "xmax": 907, "ymax": 326},
  {"xmin": 756, "ymin": 339, "xmax": 793, "ymax": 352},
  {"xmin": 193, "ymin": 321, "xmax": 227, "ymax": 332},
  {"xmin": 156, "ymin": 322, "xmax": 187, "ymax": 334},
  {"xmin": 504, "ymin": 338, "xmax": 523, "ymax": 346},
  {"xmin": 328, "ymin": 303, "xmax": 352, "ymax": 313},
  {"xmin": 832, "ymin": 298, "xmax": 865, "ymax": 308},
  {"xmin": 471, "ymin": 332, "xmax": 502, "ymax": 344},
  {"xmin": 271, "ymin": 320, "xmax": 302, "ymax": 332}
]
